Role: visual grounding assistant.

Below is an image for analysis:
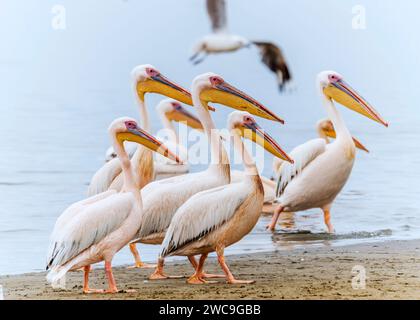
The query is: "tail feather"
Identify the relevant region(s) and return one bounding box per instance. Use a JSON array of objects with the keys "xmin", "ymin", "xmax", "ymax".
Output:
[{"xmin": 46, "ymin": 265, "xmax": 71, "ymax": 290}]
